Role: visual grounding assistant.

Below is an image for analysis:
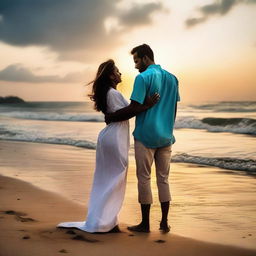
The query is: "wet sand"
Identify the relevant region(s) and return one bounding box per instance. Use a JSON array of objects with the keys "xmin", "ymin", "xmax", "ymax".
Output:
[
  {"xmin": 0, "ymin": 140, "xmax": 256, "ymax": 255},
  {"xmin": 1, "ymin": 175, "xmax": 256, "ymax": 256}
]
